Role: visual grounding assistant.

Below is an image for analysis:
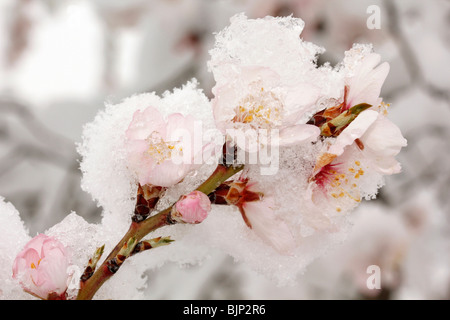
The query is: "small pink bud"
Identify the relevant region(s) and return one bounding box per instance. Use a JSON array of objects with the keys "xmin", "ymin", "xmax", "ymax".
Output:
[
  {"xmin": 173, "ymin": 191, "xmax": 211, "ymax": 224},
  {"xmin": 12, "ymin": 234, "xmax": 70, "ymax": 300}
]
